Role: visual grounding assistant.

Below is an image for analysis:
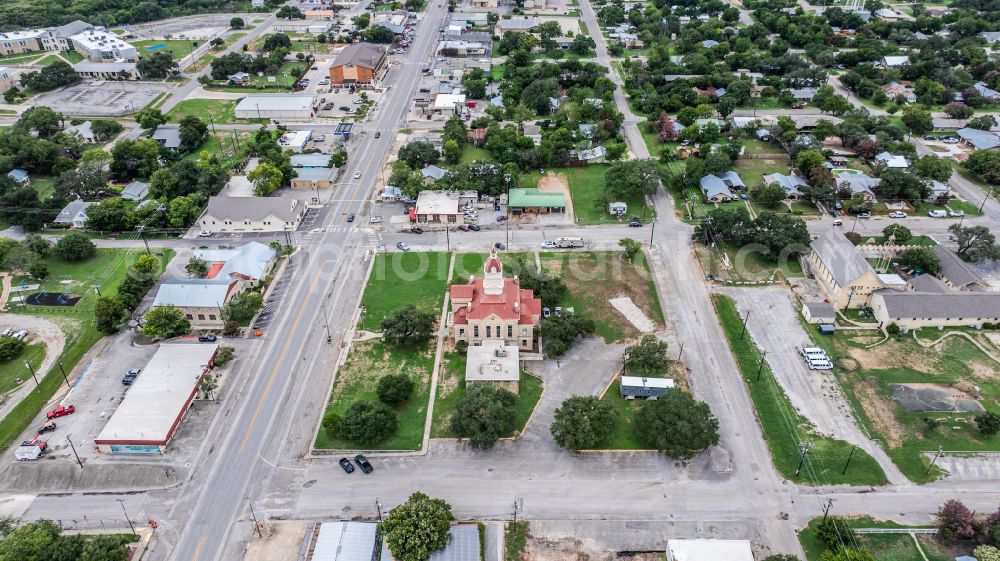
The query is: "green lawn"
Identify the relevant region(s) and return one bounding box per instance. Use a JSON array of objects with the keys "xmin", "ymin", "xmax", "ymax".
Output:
[
  {"xmin": 132, "ymin": 39, "xmax": 199, "ymax": 60},
  {"xmin": 519, "ymin": 166, "xmax": 656, "ymax": 225},
  {"xmin": 696, "ymin": 240, "xmax": 804, "ymax": 283},
  {"xmin": 804, "ymin": 323, "xmax": 1000, "ymax": 483},
  {"xmin": 359, "ymin": 252, "xmax": 451, "ymax": 331},
  {"xmin": 36, "ymin": 55, "xmax": 61, "ymax": 66},
  {"xmin": 431, "ymin": 352, "xmax": 543, "ymax": 438},
  {"xmin": 60, "ymin": 51, "xmax": 84, "ymax": 63},
  {"xmin": 167, "ymin": 99, "xmax": 240, "ymax": 123},
  {"xmin": 799, "ymin": 517, "xmax": 956, "ymax": 561},
  {"xmin": 0, "ymin": 52, "xmax": 43, "ymax": 64},
  {"xmin": 187, "ymin": 54, "xmax": 215, "ymax": 73},
  {"xmin": 742, "ymin": 139, "xmax": 781, "ymax": 155},
  {"xmin": 459, "ymin": 145, "xmax": 491, "ymax": 165},
  {"xmin": 598, "ymin": 383, "xmax": 648, "ymax": 449},
  {"xmin": 713, "ymin": 294, "xmax": 888, "ymax": 486},
  {"xmin": 734, "ymin": 157, "xmax": 791, "ymax": 191},
  {"xmin": 32, "ymin": 177, "xmax": 55, "ymax": 201},
  {"xmin": 539, "ymin": 251, "xmax": 663, "ymax": 343},
  {"xmin": 0, "ymin": 249, "xmax": 173, "ymax": 453},
  {"xmin": 0, "ymin": 343, "xmax": 45, "ymax": 394},
  {"xmin": 226, "ymin": 32, "xmax": 246, "ymax": 46}
]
